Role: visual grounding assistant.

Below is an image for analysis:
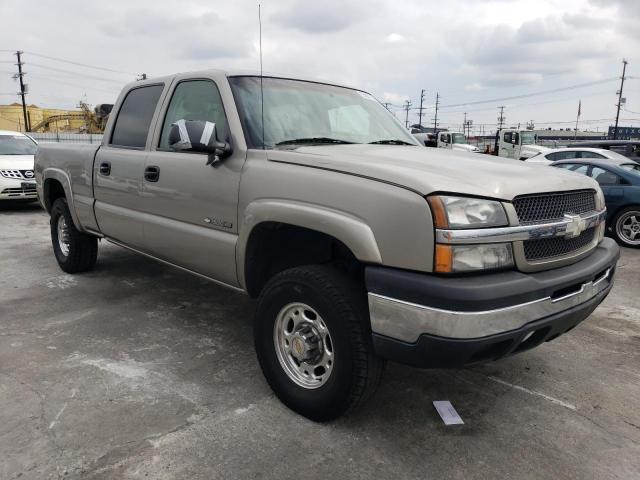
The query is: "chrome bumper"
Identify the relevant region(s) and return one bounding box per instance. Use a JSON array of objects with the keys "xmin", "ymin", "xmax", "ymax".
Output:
[{"xmin": 368, "ymin": 268, "xmax": 612, "ymax": 342}]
